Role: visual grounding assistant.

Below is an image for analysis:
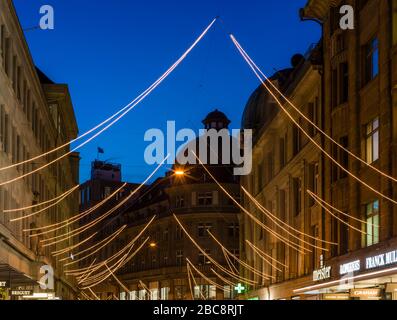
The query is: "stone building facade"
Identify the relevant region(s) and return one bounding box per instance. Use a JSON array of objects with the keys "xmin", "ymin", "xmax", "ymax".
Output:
[
  {"xmin": 88, "ymin": 111, "xmax": 241, "ymax": 300},
  {"xmin": 241, "ymin": 0, "xmax": 397, "ymax": 300},
  {"xmin": 0, "ymin": 0, "xmax": 80, "ymax": 300}
]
